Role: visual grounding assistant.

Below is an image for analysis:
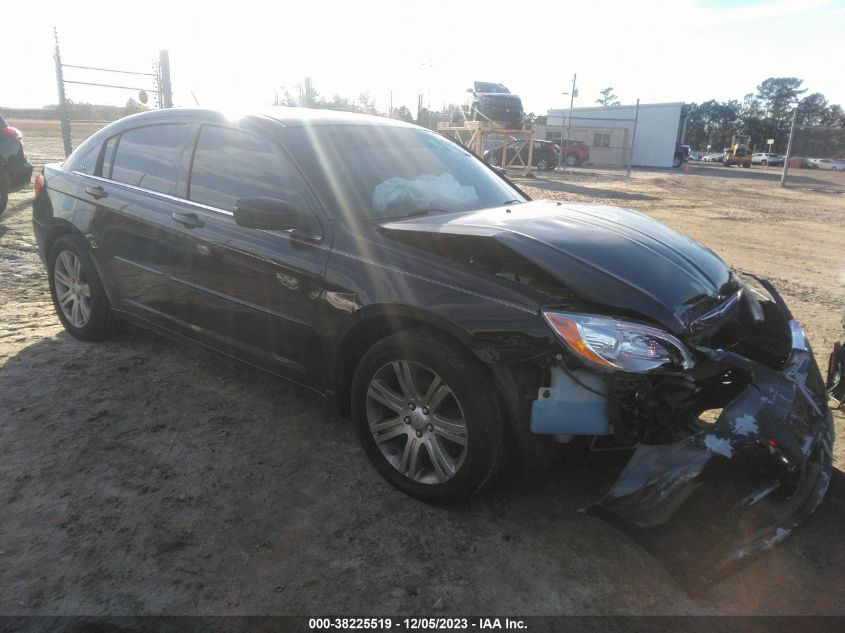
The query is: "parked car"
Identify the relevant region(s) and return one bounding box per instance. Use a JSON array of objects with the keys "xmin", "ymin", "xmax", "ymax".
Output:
[
  {"xmin": 751, "ymin": 152, "xmax": 784, "ymax": 166},
  {"xmin": 673, "ymin": 144, "xmax": 690, "ymax": 168},
  {"xmin": 484, "ymin": 139, "xmax": 559, "ymax": 170},
  {"xmin": 0, "ymin": 113, "xmax": 34, "ymax": 215},
  {"xmin": 465, "ymin": 81, "xmax": 524, "ymax": 129},
  {"xmin": 701, "ymin": 153, "xmax": 725, "ymax": 162},
  {"xmin": 546, "ymin": 138, "xmax": 590, "ymax": 166},
  {"xmin": 813, "ymin": 158, "xmax": 844, "ymax": 170},
  {"xmin": 32, "ymin": 108, "xmax": 832, "ymax": 589}
]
